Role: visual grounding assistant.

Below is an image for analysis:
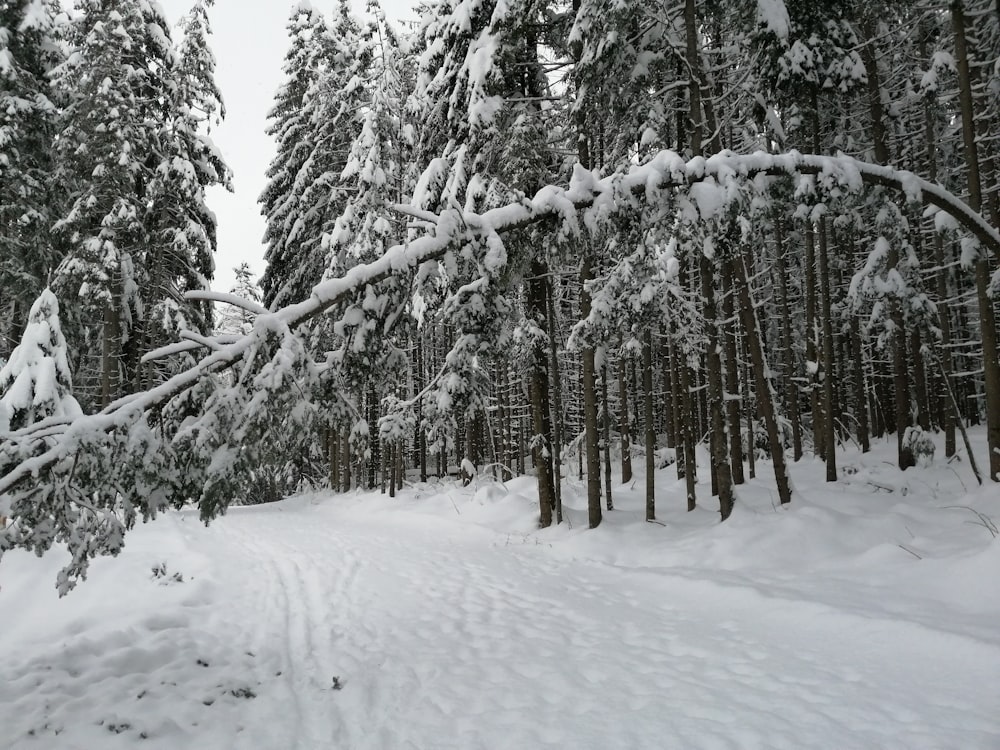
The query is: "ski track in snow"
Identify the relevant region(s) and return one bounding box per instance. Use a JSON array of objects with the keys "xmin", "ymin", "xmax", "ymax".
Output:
[{"xmin": 2, "ymin": 490, "xmax": 999, "ymax": 749}]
